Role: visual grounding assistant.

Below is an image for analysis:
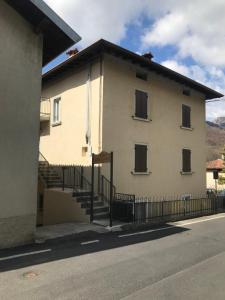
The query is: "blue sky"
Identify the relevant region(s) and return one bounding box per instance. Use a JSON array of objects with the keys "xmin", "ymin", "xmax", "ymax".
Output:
[{"xmin": 44, "ymin": 0, "xmax": 225, "ymax": 120}]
